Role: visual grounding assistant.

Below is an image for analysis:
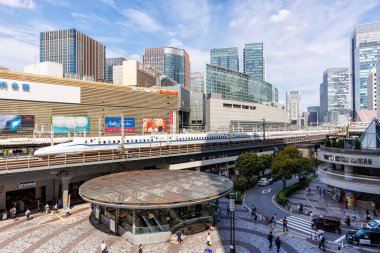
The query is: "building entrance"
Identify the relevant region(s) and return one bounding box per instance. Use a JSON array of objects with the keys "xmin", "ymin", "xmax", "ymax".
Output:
[{"xmin": 6, "ymin": 188, "xmax": 36, "ymax": 212}]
